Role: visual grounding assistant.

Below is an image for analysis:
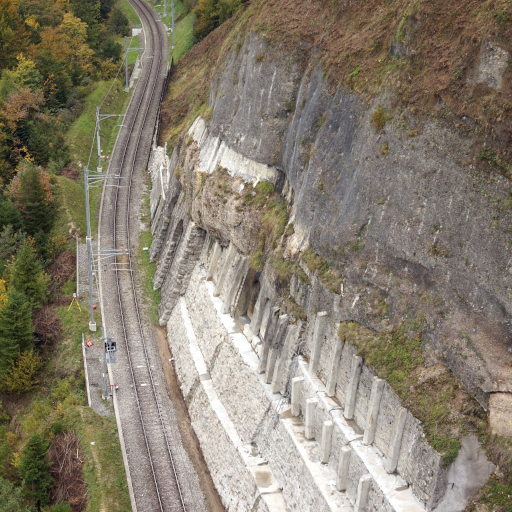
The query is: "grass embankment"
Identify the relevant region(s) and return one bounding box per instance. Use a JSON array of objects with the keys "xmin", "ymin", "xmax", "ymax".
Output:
[
  {"xmin": 150, "ymin": 0, "xmax": 194, "ymax": 64},
  {"xmin": 119, "ymin": 0, "xmax": 141, "ymax": 26}
]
